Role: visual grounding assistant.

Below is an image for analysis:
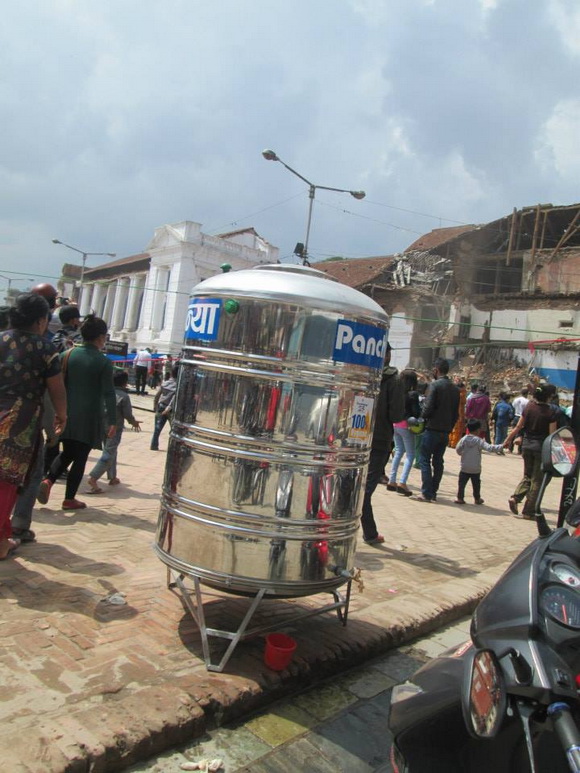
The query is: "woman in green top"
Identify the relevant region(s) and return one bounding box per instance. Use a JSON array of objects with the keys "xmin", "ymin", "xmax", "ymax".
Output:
[{"xmin": 38, "ymin": 315, "xmax": 116, "ymax": 510}]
